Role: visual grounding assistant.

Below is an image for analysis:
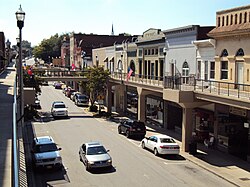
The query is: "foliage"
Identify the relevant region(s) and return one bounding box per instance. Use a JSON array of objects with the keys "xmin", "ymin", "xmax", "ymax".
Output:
[
  {"xmin": 33, "ymin": 33, "xmax": 69, "ymax": 63},
  {"xmin": 84, "ymin": 66, "xmax": 110, "ymax": 107},
  {"xmin": 23, "ymin": 66, "xmax": 42, "ymax": 93}
]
